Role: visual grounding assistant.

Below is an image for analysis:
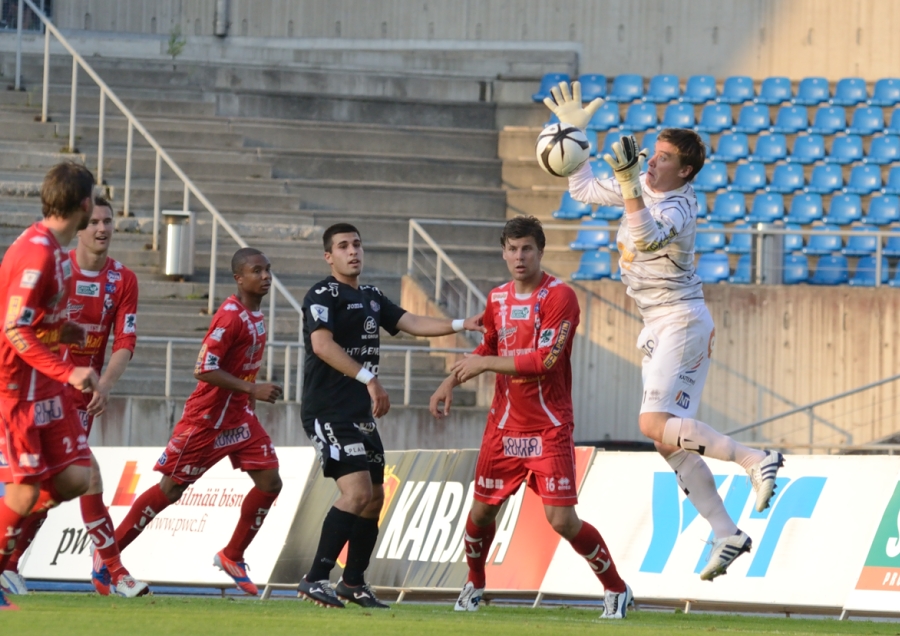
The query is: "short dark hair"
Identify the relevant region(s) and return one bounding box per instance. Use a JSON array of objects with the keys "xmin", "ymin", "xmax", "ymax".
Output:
[
  {"xmin": 500, "ymin": 215, "xmax": 545, "ymax": 251},
  {"xmin": 231, "ymin": 247, "xmax": 264, "ymax": 275},
  {"xmin": 93, "ymin": 195, "xmax": 112, "ymax": 209},
  {"xmin": 656, "ymin": 128, "xmax": 706, "ymax": 182},
  {"xmin": 41, "ymin": 162, "xmax": 95, "ymax": 219},
  {"xmin": 323, "ymin": 223, "xmax": 361, "ymax": 252}
]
